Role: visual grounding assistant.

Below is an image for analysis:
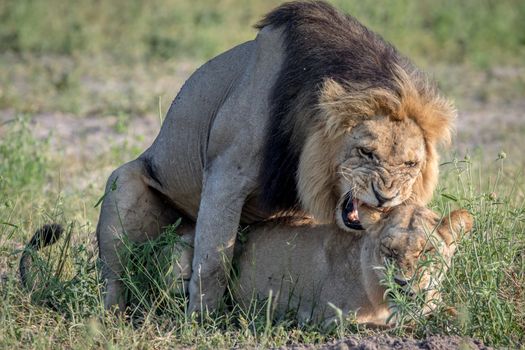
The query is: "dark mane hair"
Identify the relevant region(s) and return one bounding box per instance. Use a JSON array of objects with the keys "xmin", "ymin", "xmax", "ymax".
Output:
[{"xmin": 256, "ymin": 0, "xmax": 410, "ymax": 213}]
